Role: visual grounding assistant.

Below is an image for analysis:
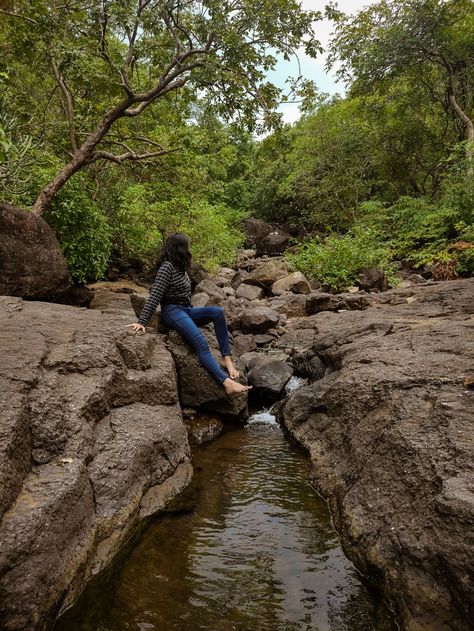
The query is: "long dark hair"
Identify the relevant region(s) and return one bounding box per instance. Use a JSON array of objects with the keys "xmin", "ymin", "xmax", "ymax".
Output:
[{"xmin": 157, "ymin": 232, "xmax": 191, "ymax": 272}]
